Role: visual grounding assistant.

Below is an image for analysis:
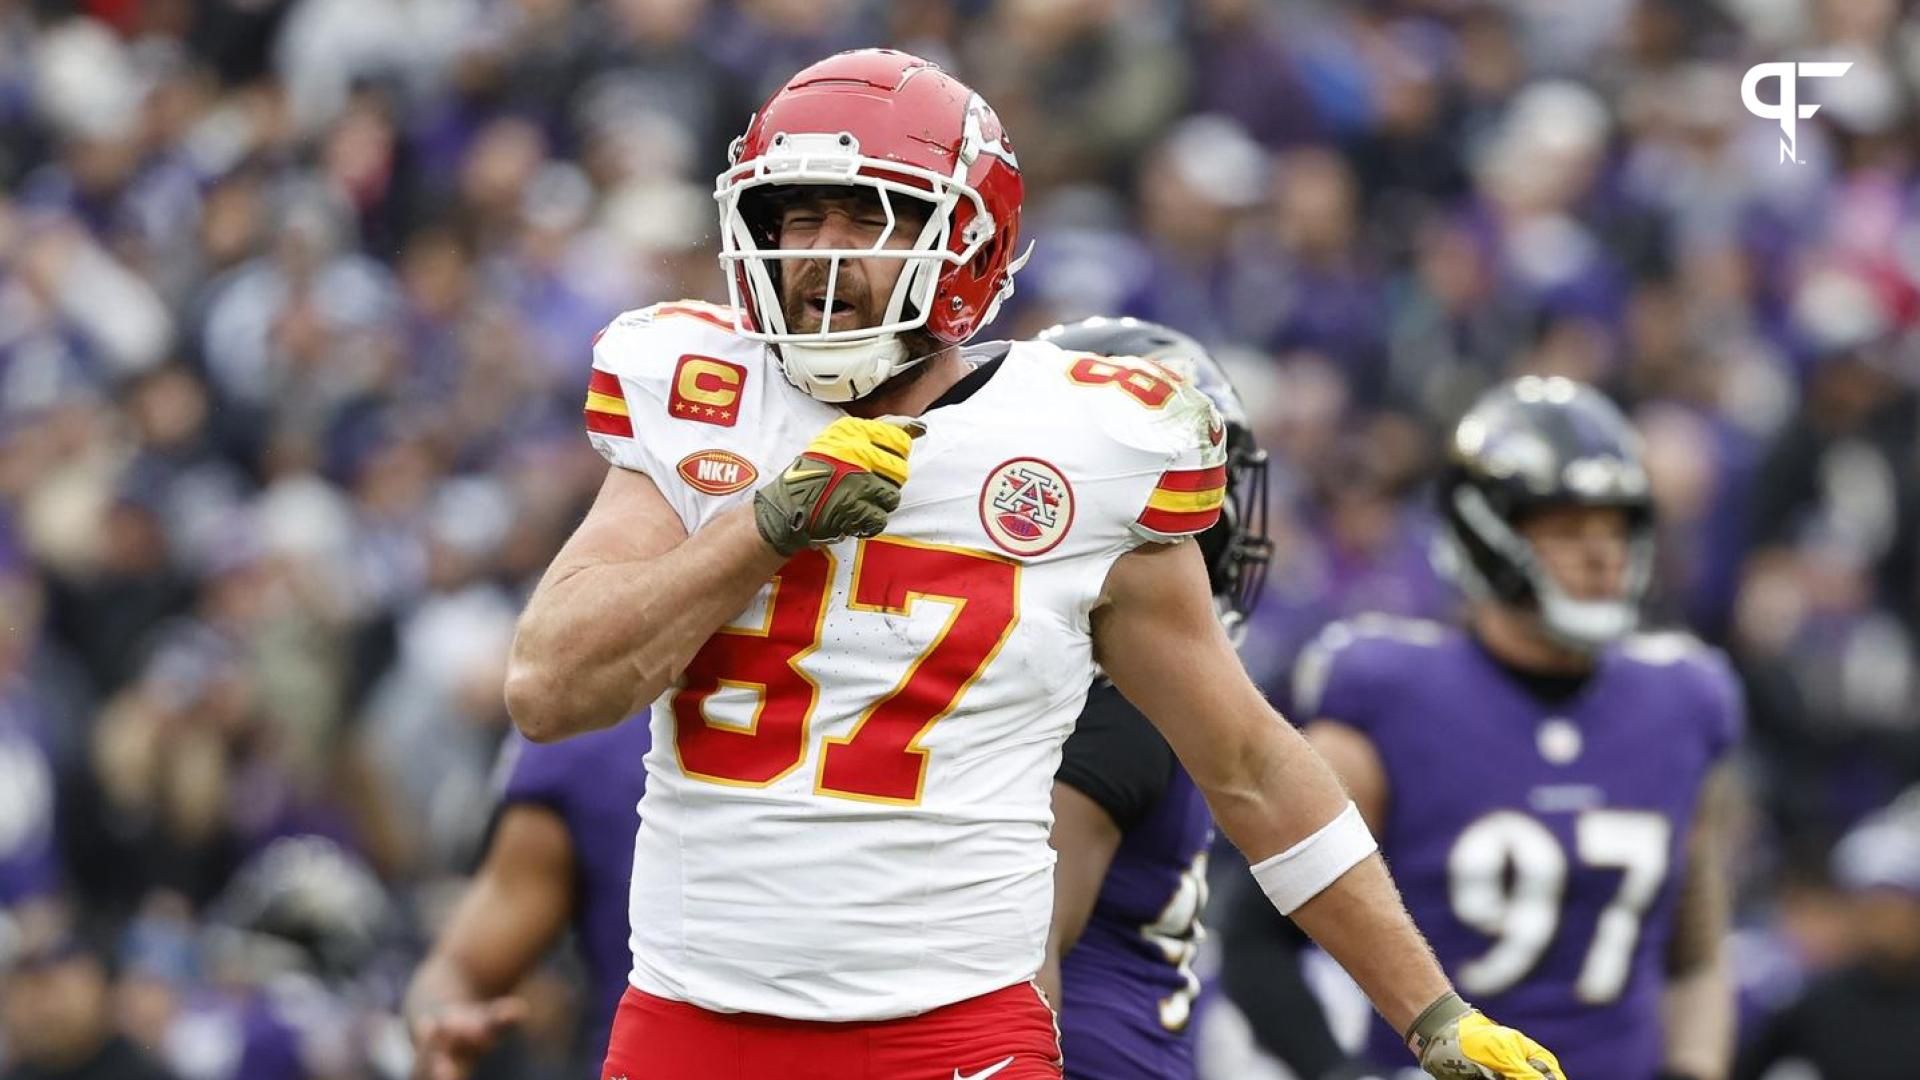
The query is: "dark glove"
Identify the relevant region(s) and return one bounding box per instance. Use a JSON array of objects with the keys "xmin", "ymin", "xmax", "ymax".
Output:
[{"xmin": 754, "ymin": 416, "xmax": 924, "ymax": 555}]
